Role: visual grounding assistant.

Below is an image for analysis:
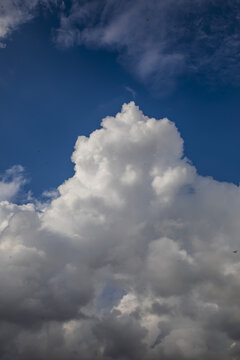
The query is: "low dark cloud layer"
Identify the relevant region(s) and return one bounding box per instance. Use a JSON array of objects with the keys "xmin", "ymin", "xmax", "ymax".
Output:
[{"xmin": 1, "ymin": 103, "xmax": 240, "ymax": 359}]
